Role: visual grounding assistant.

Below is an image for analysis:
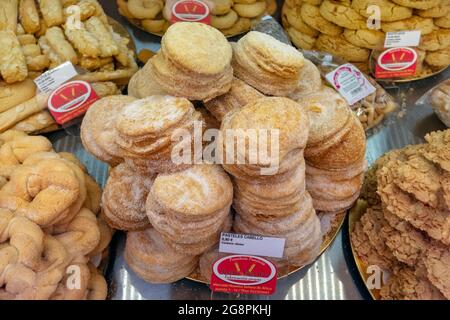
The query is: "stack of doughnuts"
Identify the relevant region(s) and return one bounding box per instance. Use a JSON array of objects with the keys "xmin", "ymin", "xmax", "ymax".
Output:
[
  {"xmin": 145, "ymin": 165, "xmax": 233, "ymax": 256},
  {"xmin": 131, "ymin": 22, "xmax": 234, "ymax": 101},
  {"xmin": 0, "ymin": 130, "xmax": 111, "ymax": 300},
  {"xmin": 298, "ymin": 87, "xmax": 367, "ymax": 214},
  {"xmin": 231, "ymin": 31, "xmax": 306, "ymax": 96},
  {"xmin": 282, "ymin": 0, "xmax": 450, "ymax": 75},
  {"xmin": 117, "ymin": 0, "xmax": 276, "ymax": 37},
  {"xmin": 220, "ymin": 97, "xmax": 323, "ymax": 267}
]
